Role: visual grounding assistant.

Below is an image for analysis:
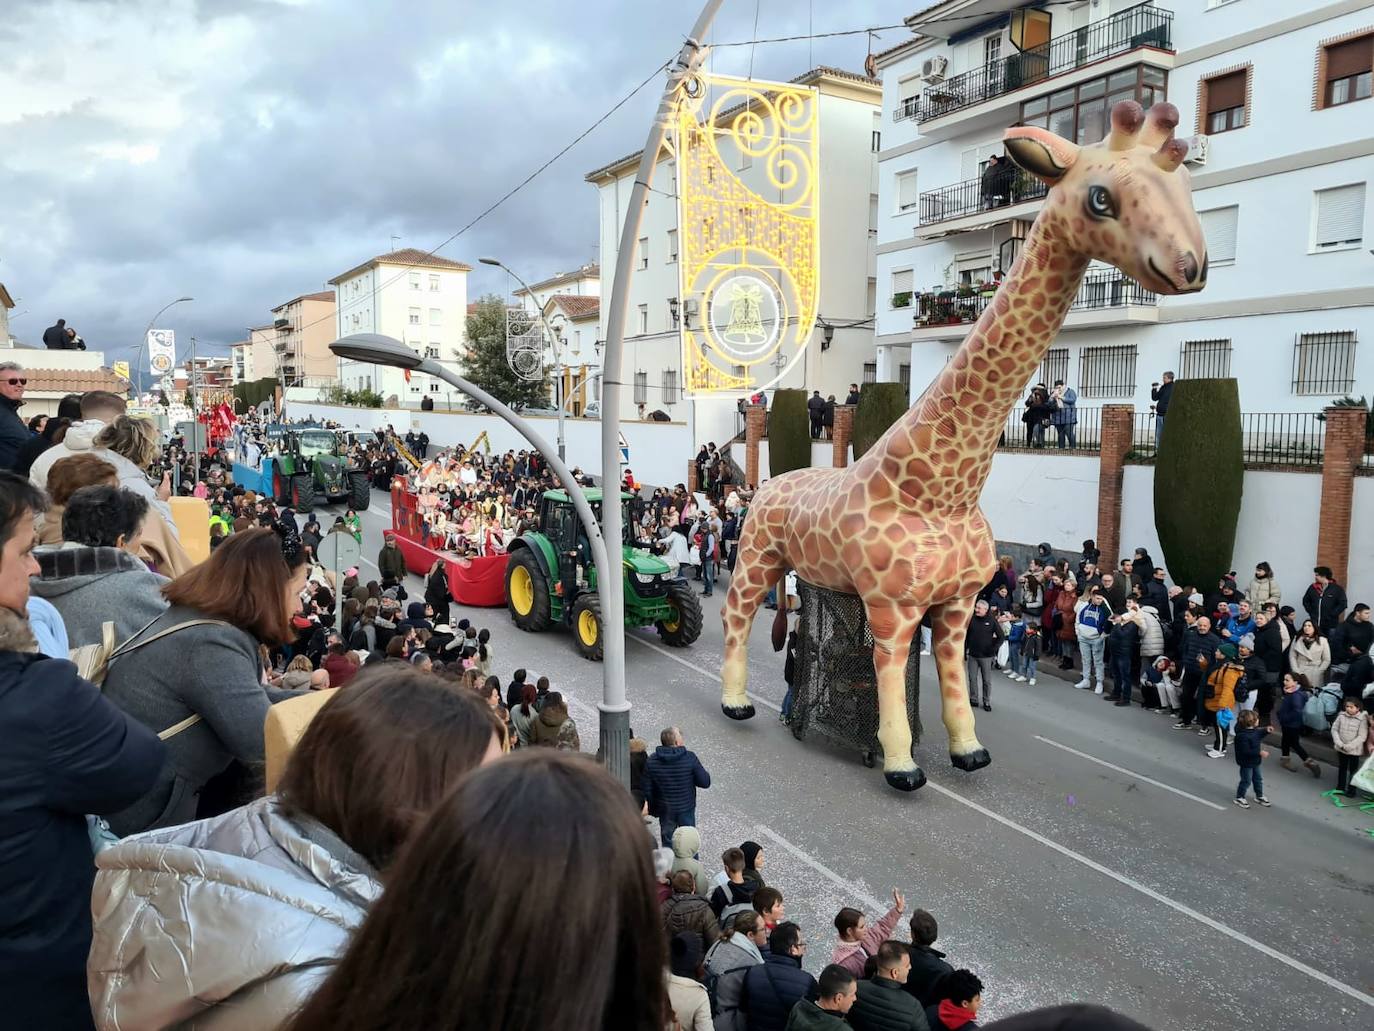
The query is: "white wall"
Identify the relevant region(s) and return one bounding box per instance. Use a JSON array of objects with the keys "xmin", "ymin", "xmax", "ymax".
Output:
[
  {"xmin": 1349, "ymin": 476, "xmax": 1374, "ymax": 606},
  {"xmin": 979, "ymin": 450, "xmax": 1103, "ymax": 549},
  {"xmin": 283, "ymin": 401, "xmax": 693, "ymax": 489},
  {"xmin": 753, "ymin": 439, "xmax": 837, "ymax": 484}
]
